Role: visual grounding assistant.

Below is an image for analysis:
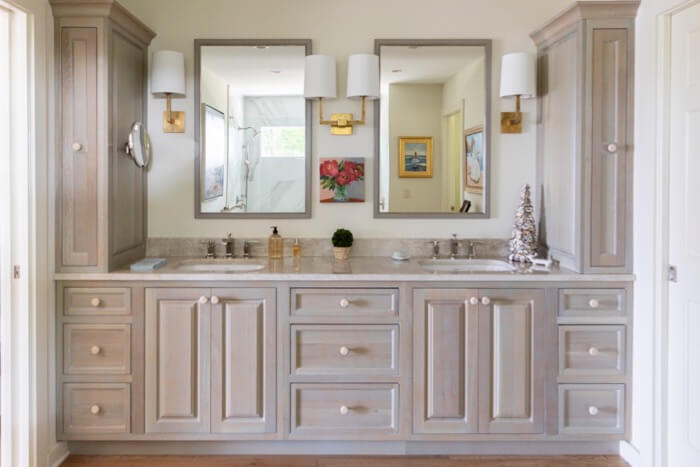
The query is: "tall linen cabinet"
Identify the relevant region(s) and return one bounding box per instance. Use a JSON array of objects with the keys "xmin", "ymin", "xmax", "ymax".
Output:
[
  {"xmin": 51, "ymin": 0, "xmax": 155, "ymax": 272},
  {"xmin": 531, "ymin": 1, "xmax": 638, "ymax": 273}
]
